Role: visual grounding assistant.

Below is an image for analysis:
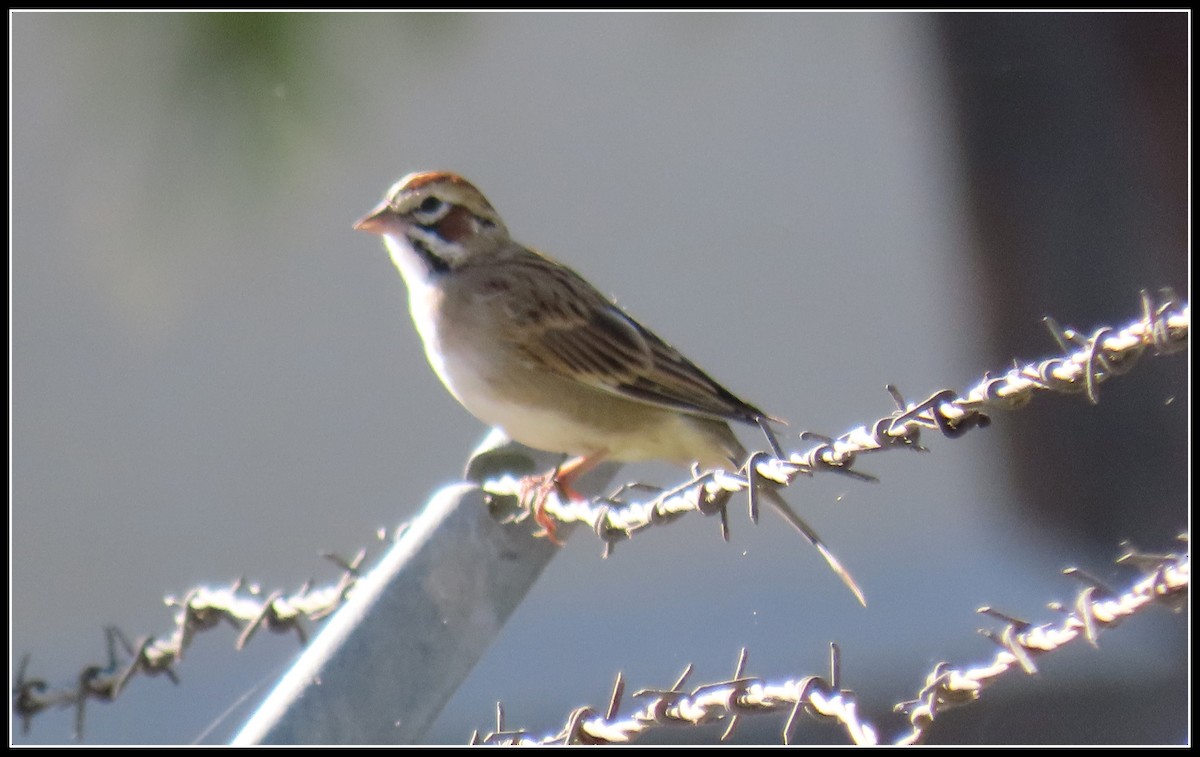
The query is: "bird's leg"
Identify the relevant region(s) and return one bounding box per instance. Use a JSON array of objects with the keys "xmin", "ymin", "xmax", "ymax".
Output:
[{"xmin": 518, "ymin": 452, "xmax": 607, "ymax": 544}]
